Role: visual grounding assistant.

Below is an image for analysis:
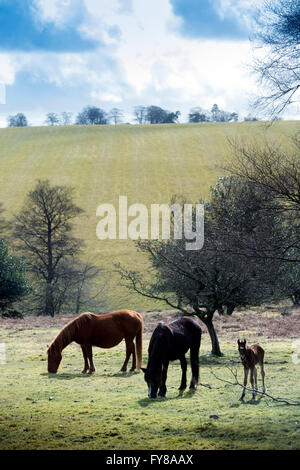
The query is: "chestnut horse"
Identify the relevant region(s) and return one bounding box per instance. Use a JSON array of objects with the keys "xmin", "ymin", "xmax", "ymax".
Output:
[
  {"xmin": 237, "ymin": 339, "xmax": 265, "ymax": 401},
  {"xmin": 47, "ymin": 310, "xmax": 143, "ymax": 374}
]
